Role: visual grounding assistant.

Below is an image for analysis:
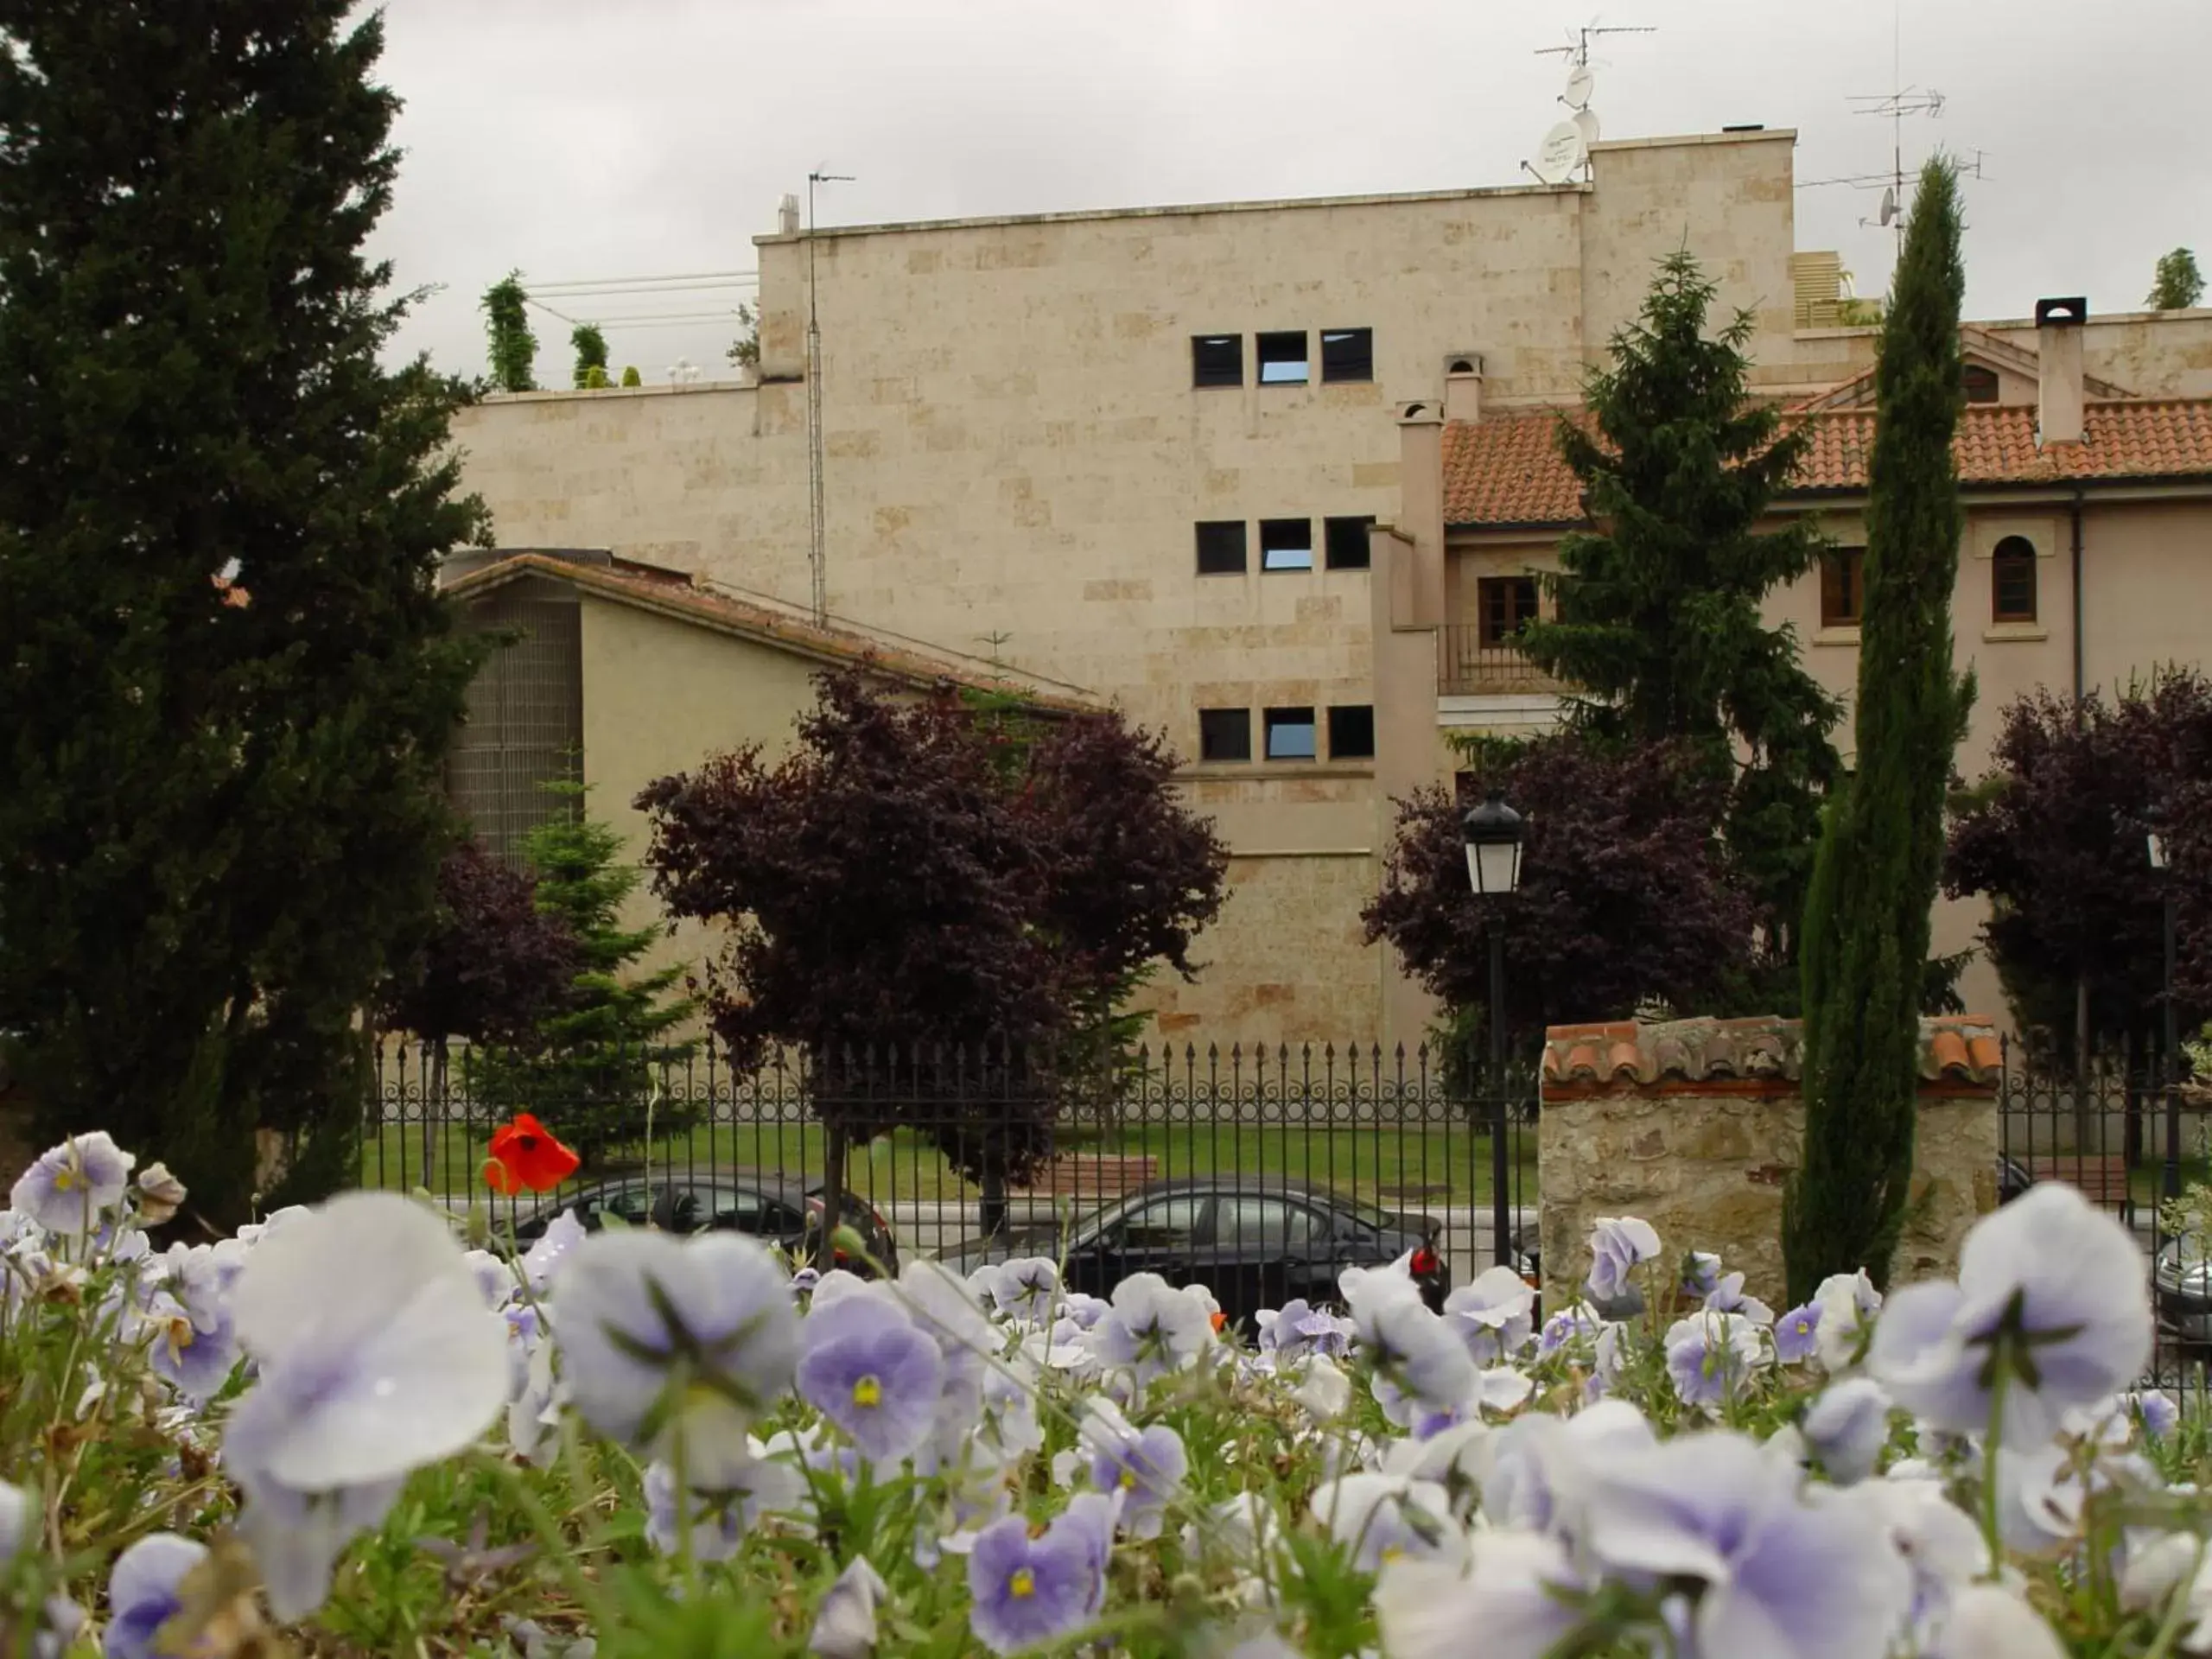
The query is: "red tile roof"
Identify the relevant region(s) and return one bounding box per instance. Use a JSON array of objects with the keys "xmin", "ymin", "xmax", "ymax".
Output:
[
  {"xmin": 1445, "ymin": 399, "xmax": 2212, "ymax": 529},
  {"xmin": 444, "ymin": 552, "xmax": 1100, "ymax": 715},
  {"xmin": 1540, "ymin": 1014, "xmax": 2002, "ymax": 1093}
]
